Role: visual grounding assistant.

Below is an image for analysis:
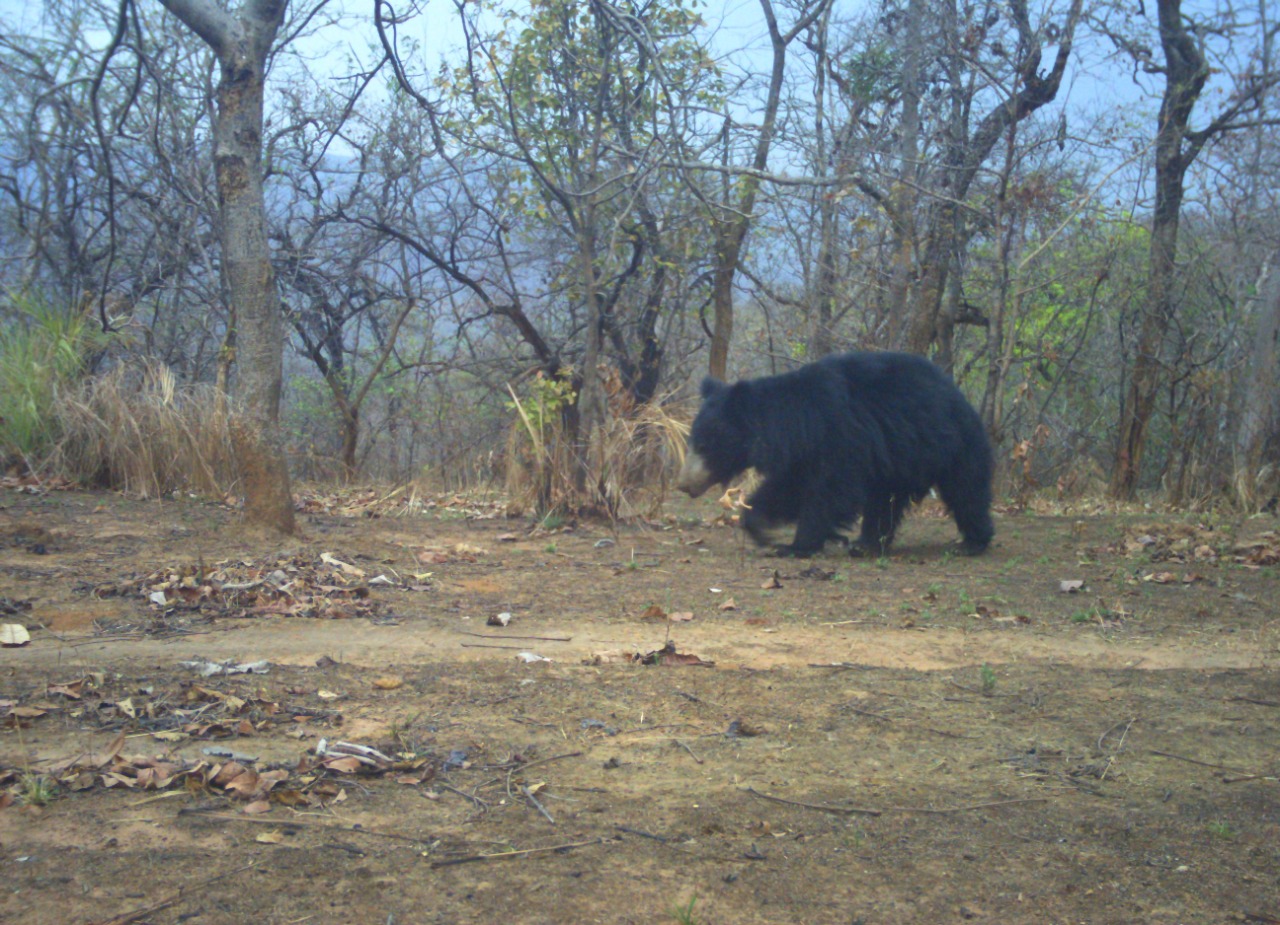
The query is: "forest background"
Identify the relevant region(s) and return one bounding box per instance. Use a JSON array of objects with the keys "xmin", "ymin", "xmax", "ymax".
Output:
[{"xmin": 1, "ymin": 0, "xmax": 1277, "ymax": 527}]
